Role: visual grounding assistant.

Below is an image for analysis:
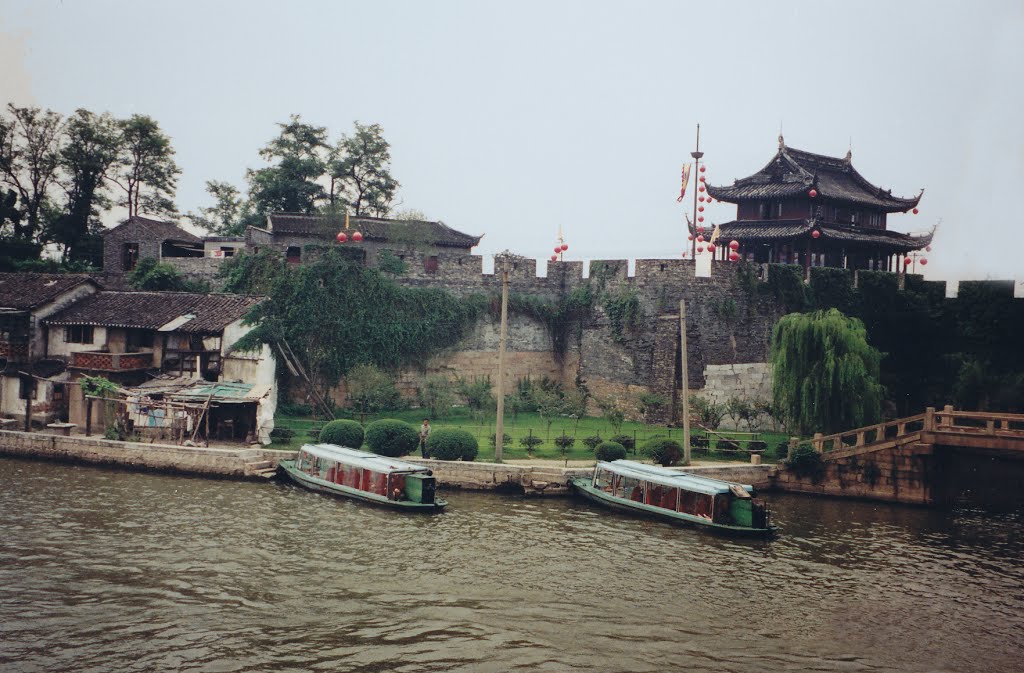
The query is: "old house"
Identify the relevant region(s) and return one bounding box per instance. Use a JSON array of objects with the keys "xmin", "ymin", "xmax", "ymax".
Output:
[
  {"xmin": 43, "ymin": 291, "xmax": 277, "ymax": 443},
  {"xmin": 0, "ymin": 273, "xmax": 101, "ymax": 426},
  {"xmin": 102, "ymin": 215, "xmax": 204, "ymax": 274}
]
